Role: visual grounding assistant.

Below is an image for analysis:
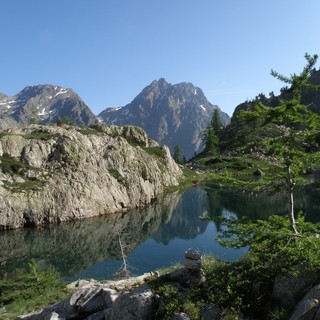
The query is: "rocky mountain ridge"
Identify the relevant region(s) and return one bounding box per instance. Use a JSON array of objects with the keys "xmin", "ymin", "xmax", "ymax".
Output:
[
  {"xmin": 0, "ymin": 124, "xmax": 182, "ymax": 229},
  {"xmin": 98, "ymin": 78, "xmax": 230, "ymax": 159},
  {"xmin": 0, "ymin": 84, "xmax": 97, "ymax": 130},
  {"xmin": 0, "ymin": 81, "xmax": 230, "ymax": 158},
  {"xmin": 232, "ymin": 67, "xmax": 320, "ymax": 119}
]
